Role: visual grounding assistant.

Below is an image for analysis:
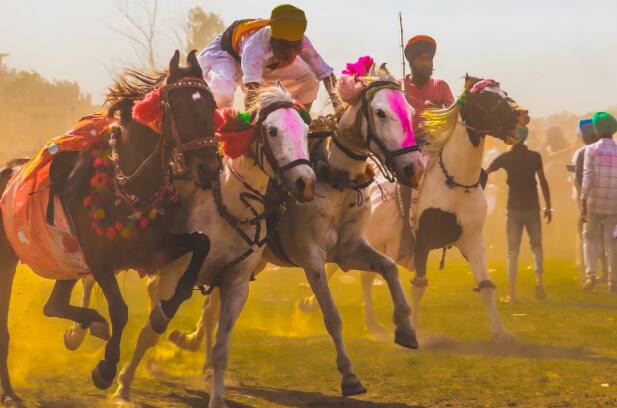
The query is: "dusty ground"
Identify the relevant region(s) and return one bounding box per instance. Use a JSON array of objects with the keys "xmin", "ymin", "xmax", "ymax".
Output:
[{"xmin": 5, "ymin": 258, "xmax": 617, "ymax": 407}]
